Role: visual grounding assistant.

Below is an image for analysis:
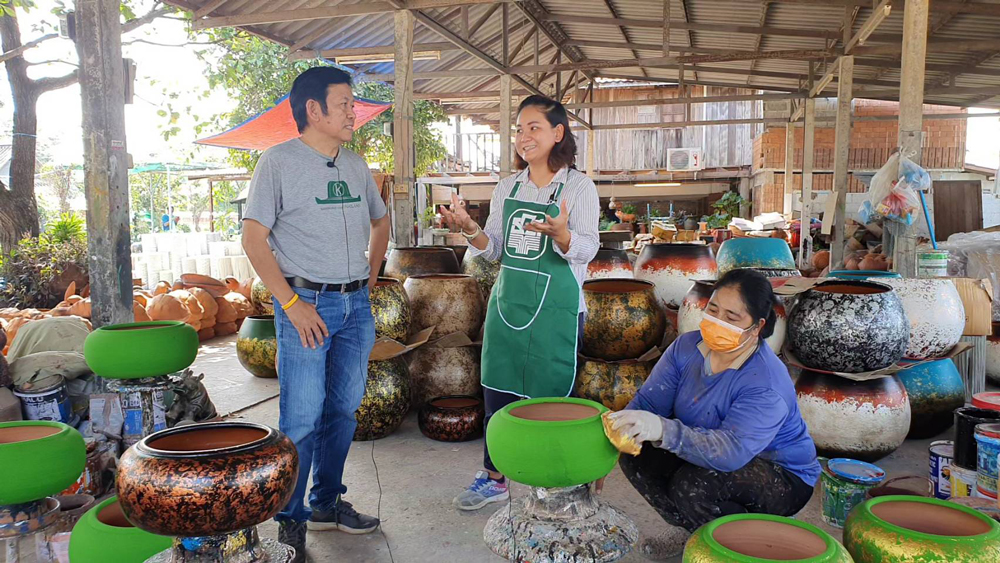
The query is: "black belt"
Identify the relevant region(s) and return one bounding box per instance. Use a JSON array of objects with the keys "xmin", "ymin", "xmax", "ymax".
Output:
[{"xmin": 286, "ymin": 276, "xmax": 367, "ymax": 293}]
